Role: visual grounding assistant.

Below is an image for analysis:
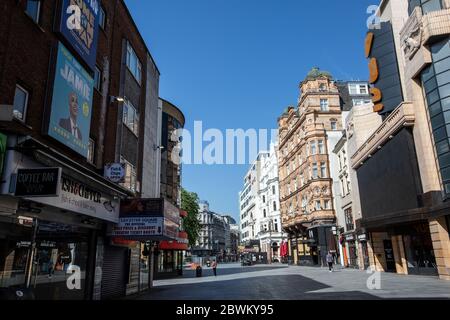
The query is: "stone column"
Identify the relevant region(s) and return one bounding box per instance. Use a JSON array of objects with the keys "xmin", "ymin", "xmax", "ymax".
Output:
[
  {"xmin": 369, "ymin": 232, "xmax": 388, "ymax": 272},
  {"xmin": 392, "ymin": 235, "xmax": 408, "ymax": 275},
  {"xmin": 429, "ymin": 217, "xmax": 450, "ymax": 280}
]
